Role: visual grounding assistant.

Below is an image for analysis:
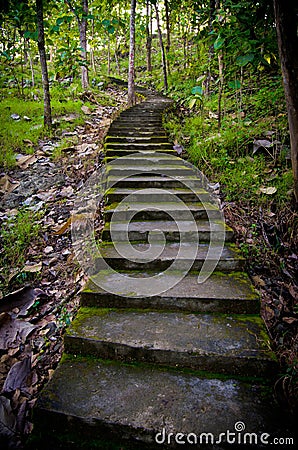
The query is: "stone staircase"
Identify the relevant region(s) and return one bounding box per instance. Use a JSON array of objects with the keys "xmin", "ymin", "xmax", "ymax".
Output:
[{"xmin": 34, "ymin": 94, "xmax": 288, "ymax": 449}]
